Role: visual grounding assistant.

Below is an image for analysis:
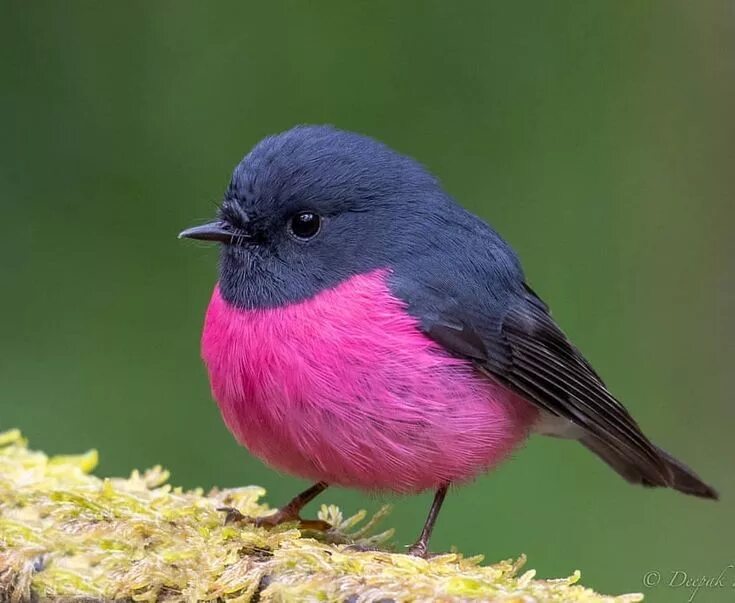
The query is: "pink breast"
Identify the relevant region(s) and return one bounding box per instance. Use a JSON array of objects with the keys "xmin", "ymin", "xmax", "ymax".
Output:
[{"xmin": 201, "ymin": 270, "xmax": 537, "ymax": 493}]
